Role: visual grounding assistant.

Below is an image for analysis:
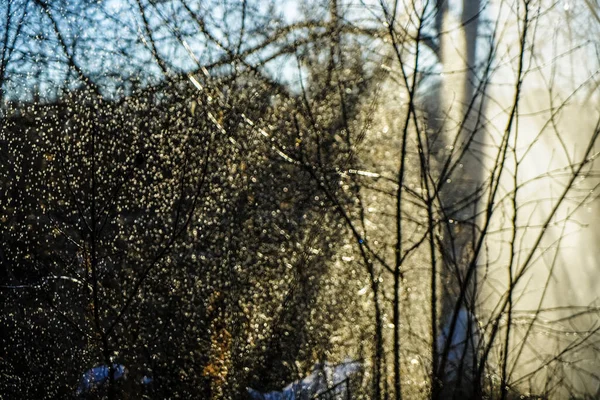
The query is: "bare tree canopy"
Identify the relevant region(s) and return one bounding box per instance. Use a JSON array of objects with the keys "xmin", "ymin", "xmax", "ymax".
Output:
[{"xmin": 1, "ymin": 0, "xmax": 600, "ymax": 399}]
